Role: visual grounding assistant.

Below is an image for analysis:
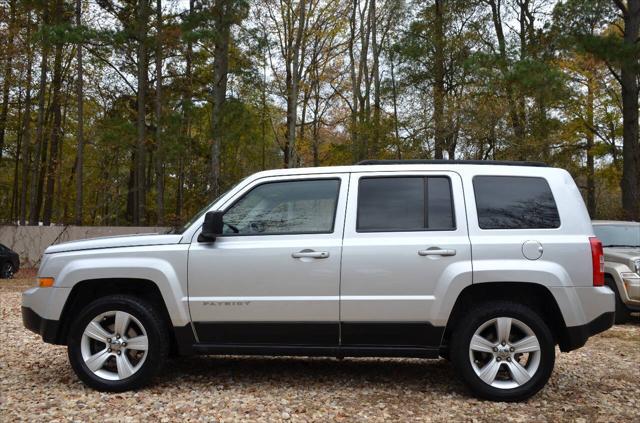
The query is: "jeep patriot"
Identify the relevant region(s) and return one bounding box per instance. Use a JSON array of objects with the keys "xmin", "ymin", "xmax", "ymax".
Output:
[{"xmin": 22, "ymin": 160, "xmax": 615, "ymax": 401}]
